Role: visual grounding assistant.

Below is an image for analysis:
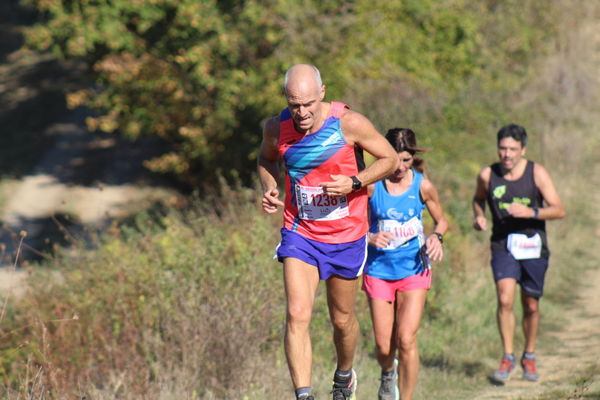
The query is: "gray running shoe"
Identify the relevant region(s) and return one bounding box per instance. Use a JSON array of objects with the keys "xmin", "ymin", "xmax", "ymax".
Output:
[
  {"xmin": 331, "ymin": 369, "xmax": 357, "ymax": 400},
  {"xmin": 521, "ymin": 357, "xmax": 540, "ymax": 381},
  {"xmin": 491, "ymin": 355, "xmax": 515, "ymax": 384},
  {"xmin": 378, "ymin": 359, "xmax": 399, "ymax": 400}
]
